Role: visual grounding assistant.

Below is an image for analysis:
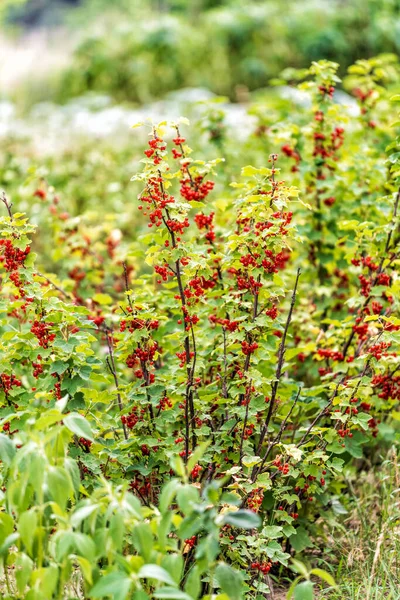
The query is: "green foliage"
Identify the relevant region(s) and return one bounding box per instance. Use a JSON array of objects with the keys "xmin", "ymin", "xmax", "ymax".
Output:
[
  {"xmin": 55, "ymin": 0, "xmax": 400, "ymax": 103},
  {"xmin": 0, "ymin": 57, "xmax": 400, "ymax": 598}
]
